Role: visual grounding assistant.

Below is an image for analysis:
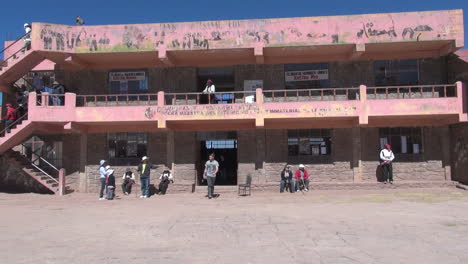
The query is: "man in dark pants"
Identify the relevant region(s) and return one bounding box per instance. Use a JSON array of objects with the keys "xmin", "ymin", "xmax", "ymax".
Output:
[
  {"xmin": 204, "ymin": 153, "xmax": 219, "ymax": 199},
  {"xmin": 137, "ymin": 156, "xmax": 158, "ymax": 198},
  {"xmin": 98, "ymin": 160, "xmax": 107, "ymax": 200},
  {"xmin": 380, "ymin": 144, "xmax": 395, "ymax": 184}
]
